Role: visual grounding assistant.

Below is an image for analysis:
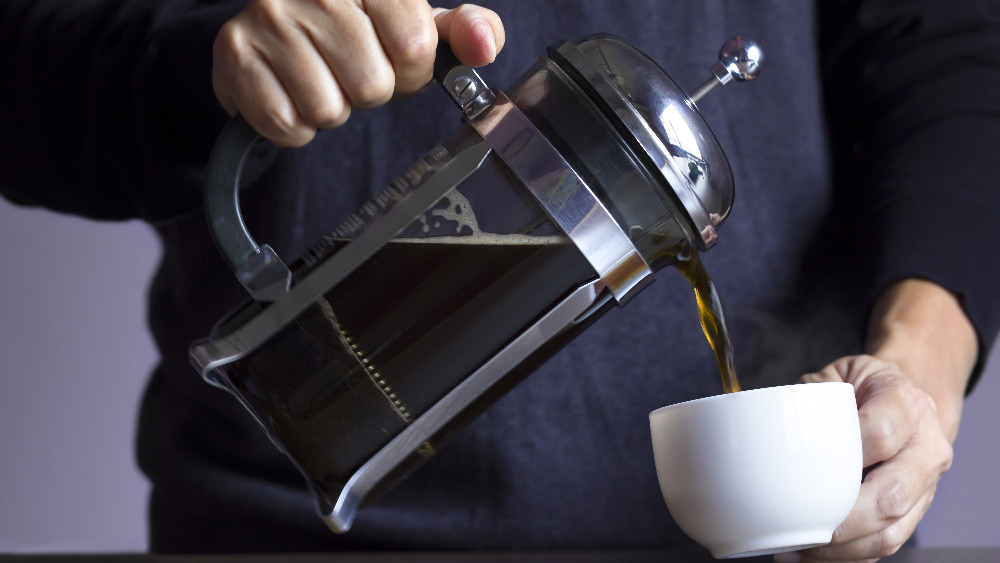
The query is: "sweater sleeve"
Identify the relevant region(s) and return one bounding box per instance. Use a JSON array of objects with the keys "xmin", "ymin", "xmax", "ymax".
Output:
[
  {"xmin": 819, "ymin": 0, "xmax": 1000, "ymax": 388},
  {"xmin": 0, "ymin": 0, "xmax": 240, "ymax": 223}
]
